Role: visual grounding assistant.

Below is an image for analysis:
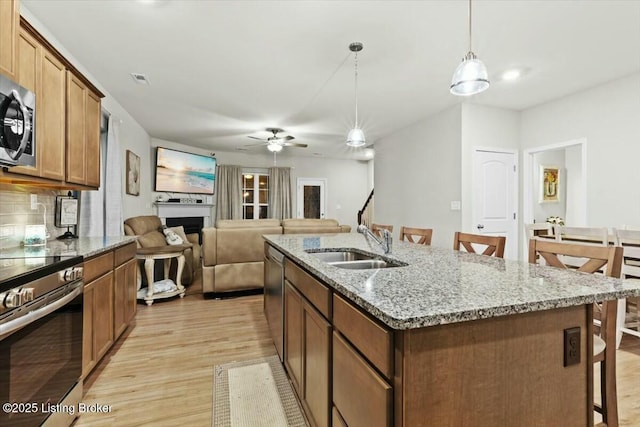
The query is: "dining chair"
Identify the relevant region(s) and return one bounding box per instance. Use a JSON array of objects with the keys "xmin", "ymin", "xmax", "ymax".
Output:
[
  {"xmin": 613, "ymin": 228, "xmax": 640, "ymax": 348},
  {"xmin": 399, "ymin": 226, "xmax": 433, "ymax": 246},
  {"xmin": 554, "ymin": 226, "xmax": 609, "ymax": 269},
  {"xmin": 525, "ymin": 222, "xmax": 554, "ymax": 239},
  {"xmin": 453, "ymin": 232, "xmax": 506, "ymax": 258},
  {"xmin": 371, "ymin": 223, "xmax": 394, "ymax": 238},
  {"xmin": 528, "ymin": 238, "xmax": 623, "ymax": 427}
]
